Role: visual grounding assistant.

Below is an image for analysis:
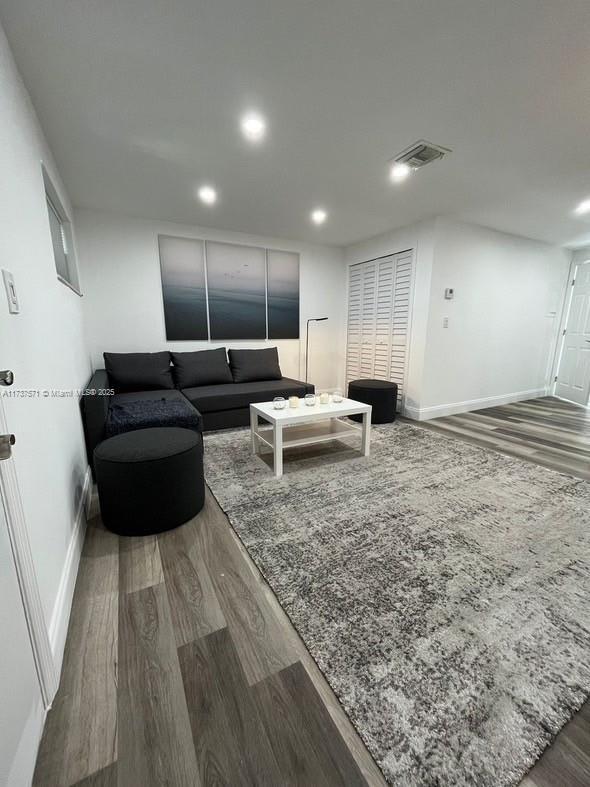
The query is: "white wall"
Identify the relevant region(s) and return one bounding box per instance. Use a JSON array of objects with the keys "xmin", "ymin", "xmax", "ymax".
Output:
[
  {"xmin": 0, "ymin": 20, "xmax": 91, "ymax": 638},
  {"xmin": 75, "ymin": 209, "xmax": 347, "ymax": 391},
  {"xmin": 0, "ymin": 19, "xmax": 91, "ymax": 784},
  {"xmin": 419, "ymin": 219, "xmax": 571, "ymax": 416},
  {"xmin": 345, "ymin": 218, "xmax": 571, "ymax": 419}
]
